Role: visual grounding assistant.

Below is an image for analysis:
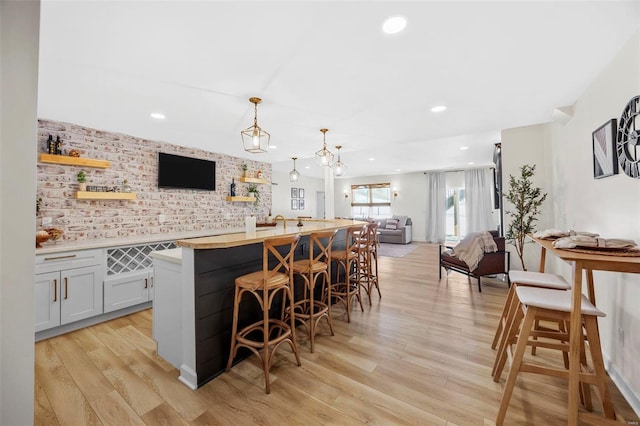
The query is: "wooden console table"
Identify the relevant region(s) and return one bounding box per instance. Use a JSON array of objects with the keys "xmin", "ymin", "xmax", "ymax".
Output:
[{"xmin": 530, "ymin": 235, "xmax": 640, "ymax": 425}]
